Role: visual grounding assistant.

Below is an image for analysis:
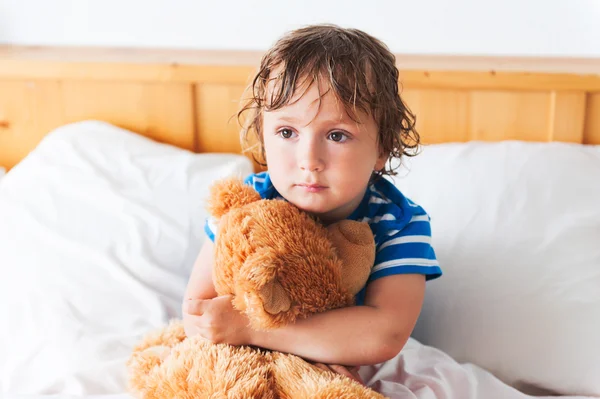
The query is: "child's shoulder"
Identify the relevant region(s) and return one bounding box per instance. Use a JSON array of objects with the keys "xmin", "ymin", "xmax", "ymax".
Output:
[
  {"xmin": 243, "ymin": 171, "xmax": 280, "ymax": 200},
  {"xmin": 356, "ymin": 177, "xmax": 431, "ymax": 237},
  {"xmin": 370, "ymin": 177, "xmax": 428, "ymax": 215}
]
